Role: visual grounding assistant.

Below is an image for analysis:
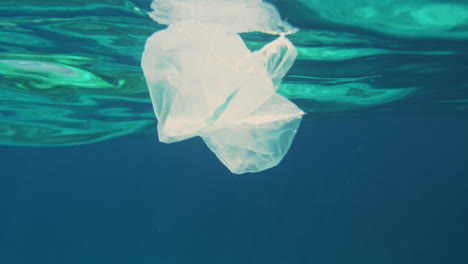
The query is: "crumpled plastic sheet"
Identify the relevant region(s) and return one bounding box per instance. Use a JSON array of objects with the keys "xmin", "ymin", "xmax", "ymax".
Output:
[{"xmin": 141, "ymin": 0, "xmax": 304, "ymax": 174}]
